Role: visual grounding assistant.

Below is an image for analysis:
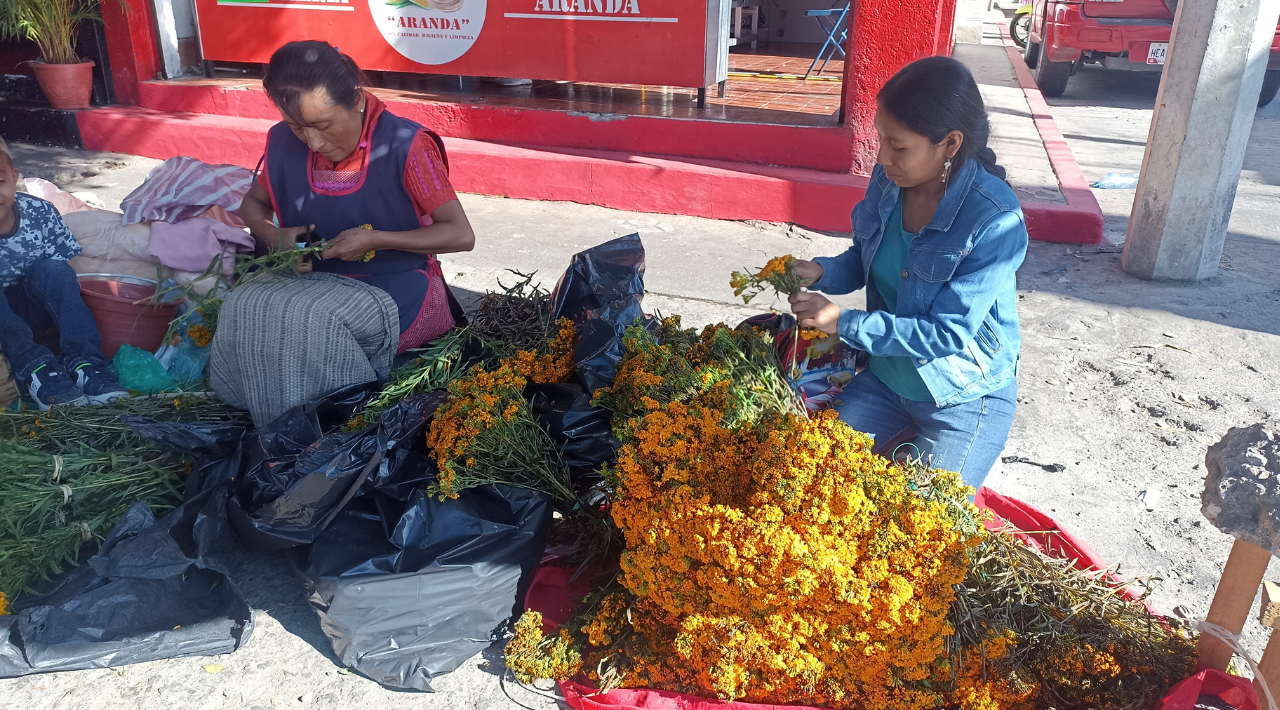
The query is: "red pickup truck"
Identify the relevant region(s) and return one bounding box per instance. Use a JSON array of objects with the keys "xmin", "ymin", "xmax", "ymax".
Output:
[{"xmin": 1024, "ymin": 0, "xmax": 1280, "ymax": 107}]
